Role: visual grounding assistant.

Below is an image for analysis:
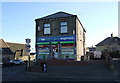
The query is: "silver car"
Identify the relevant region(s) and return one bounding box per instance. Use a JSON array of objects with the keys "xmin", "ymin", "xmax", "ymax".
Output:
[{"xmin": 13, "ymin": 59, "xmax": 24, "ymax": 65}]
